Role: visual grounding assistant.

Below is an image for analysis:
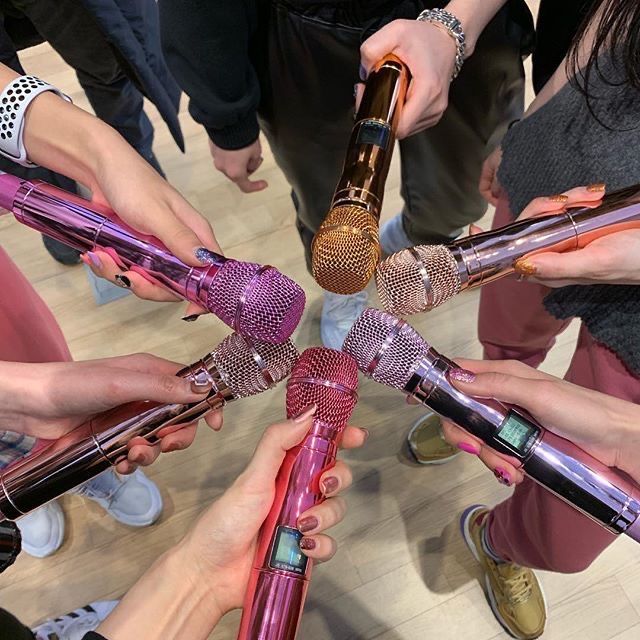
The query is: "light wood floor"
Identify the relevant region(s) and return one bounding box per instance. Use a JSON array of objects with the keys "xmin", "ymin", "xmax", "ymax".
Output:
[{"xmin": 3, "ymin": 5, "xmax": 640, "ymax": 638}]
